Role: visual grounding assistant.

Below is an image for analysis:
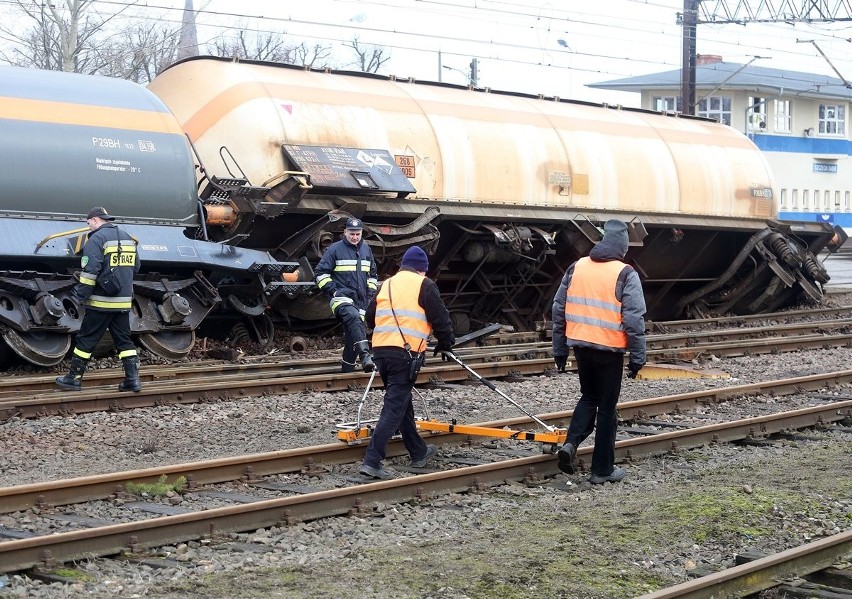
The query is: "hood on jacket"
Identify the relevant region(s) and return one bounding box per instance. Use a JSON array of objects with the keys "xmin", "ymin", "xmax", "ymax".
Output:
[{"xmin": 589, "ymin": 219, "xmax": 628, "ymax": 261}]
